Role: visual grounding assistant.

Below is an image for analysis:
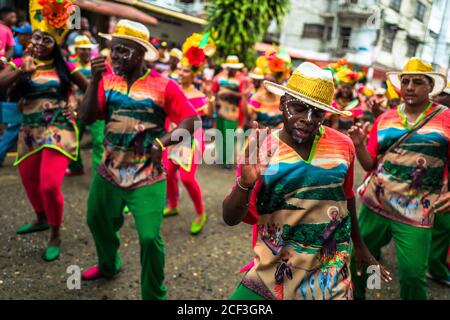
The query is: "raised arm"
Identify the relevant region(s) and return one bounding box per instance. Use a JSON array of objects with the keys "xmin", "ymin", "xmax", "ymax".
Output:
[{"xmin": 79, "ymin": 56, "xmax": 107, "ymax": 124}]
